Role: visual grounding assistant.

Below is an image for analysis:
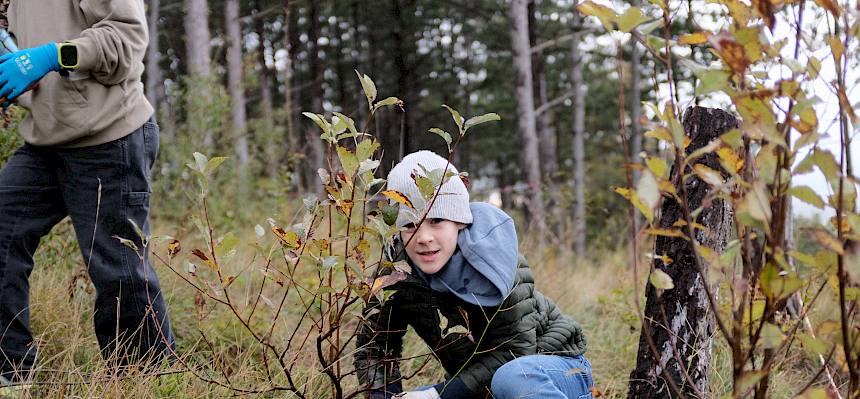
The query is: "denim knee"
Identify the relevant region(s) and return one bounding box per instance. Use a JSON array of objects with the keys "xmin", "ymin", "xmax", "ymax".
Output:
[{"xmin": 491, "ymin": 357, "xmax": 538, "ymax": 397}]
